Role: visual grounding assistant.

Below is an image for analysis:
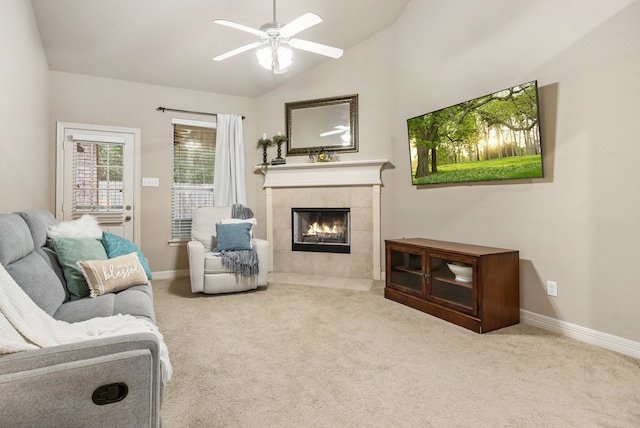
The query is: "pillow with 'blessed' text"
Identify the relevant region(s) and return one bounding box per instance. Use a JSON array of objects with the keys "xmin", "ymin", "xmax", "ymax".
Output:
[{"xmin": 77, "ymin": 252, "xmax": 148, "ymax": 297}]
